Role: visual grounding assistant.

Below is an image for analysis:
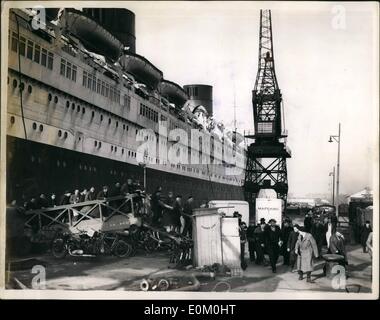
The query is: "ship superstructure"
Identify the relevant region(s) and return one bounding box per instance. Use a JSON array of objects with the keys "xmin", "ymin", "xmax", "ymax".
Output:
[{"xmin": 6, "ymin": 8, "xmax": 246, "ymax": 205}]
